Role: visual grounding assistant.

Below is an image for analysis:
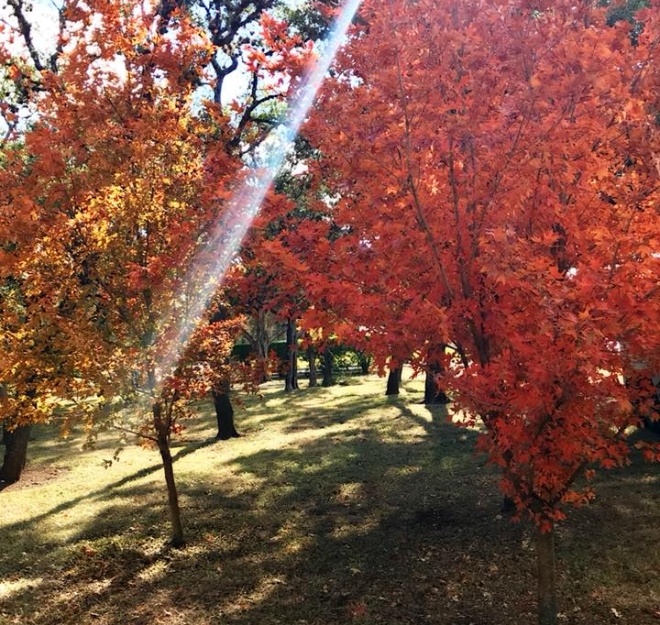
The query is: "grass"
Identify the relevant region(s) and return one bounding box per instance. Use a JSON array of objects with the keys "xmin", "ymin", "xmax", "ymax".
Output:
[{"xmin": 1, "ymin": 372, "xmax": 659, "ymax": 625}]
